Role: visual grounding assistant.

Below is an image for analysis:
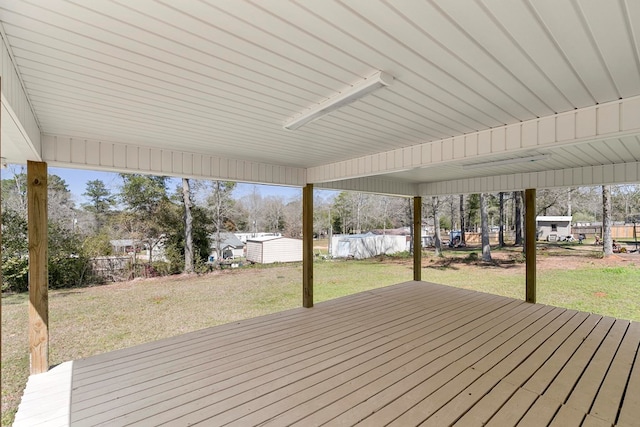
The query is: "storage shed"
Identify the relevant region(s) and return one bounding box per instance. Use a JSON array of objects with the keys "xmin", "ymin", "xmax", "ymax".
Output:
[
  {"xmin": 331, "ymin": 233, "xmax": 408, "ymax": 259},
  {"xmin": 208, "ymin": 232, "xmax": 245, "ymax": 261},
  {"xmin": 246, "ymin": 236, "xmax": 303, "ymax": 264},
  {"xmin": 536, "ymin": 216, "xmax": 572, "ymax": 241}
]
